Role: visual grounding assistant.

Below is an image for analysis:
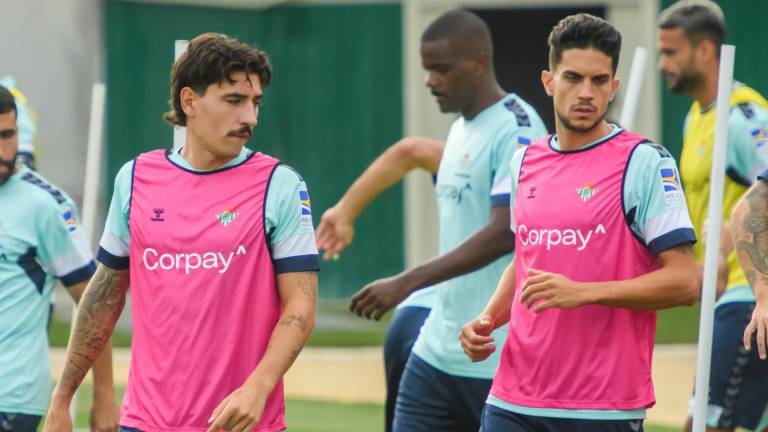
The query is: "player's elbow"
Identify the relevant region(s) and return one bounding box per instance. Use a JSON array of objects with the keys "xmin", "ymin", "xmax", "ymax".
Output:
[{"xmin": 676, "ymin": 270, "xmax": 700, "ymax": 307}]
